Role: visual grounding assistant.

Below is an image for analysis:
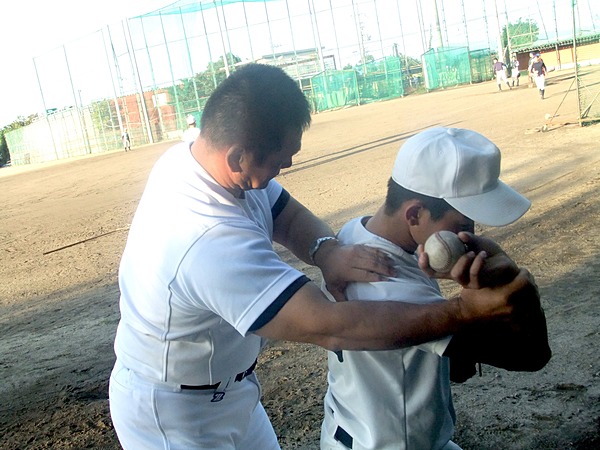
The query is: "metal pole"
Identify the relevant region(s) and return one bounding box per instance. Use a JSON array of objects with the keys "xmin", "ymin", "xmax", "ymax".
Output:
[
  {"xmin": 242, "ymin": 1, "xmax": 256, "ymax": 62},
  {"xmin": 63, "ymin": 45, "xmax": 91, "ymax": 154},
  {"xmin": 553, "ymin": 0, "xmax": 561, "ymax": 69},
  {"xmin": 33, "ymin": 57, "xmax": 59, "ymax": 159},
  {"xmin": 140, "ymin": 16, "xmax": 165, "ymax": 139},
  {"xmin": 309, "ymin": 0, "xmax": 325, "ymax": 72},
  {"xmin": 285, "ymin": 0, "xmax": 300, "ymax": 78},
  {"xmin": 572, "ymin": 0, "xmax": 582, "ymax": 126},
  {"xmin": 124, "ymin": 18, "xmax": 154, "ymax": 144},
  {"xmin": 179, "ymin": 7, "xmax": 202, "ymax": 113},
  {"xmin": 263, "ymin": 0, "xmax": 277, "ymax": 60},
  {"xmin": 199, "ymin": 5, "xmax": 218, "ymax": 90},
  {"xmin": 218, "ymin": 1, "xmax": 235, "ymax": 70},
  {"xmin": 493, "ymin": 0, "xmax": 504, "ymax": 61},
  {"xmin": 328, "ymin": 0, "xmax": 342, "ymax": 69},
  {"xmin": 159, "ymin": 12, "xmax": 182, "ymax": 129},
  {"xmin": 213, "ymin": 0, "xmax": 231, "ymax": 76},
  {"xmin": 102, "ymin": 26, "xmax": 124, "ymax": 139}
]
